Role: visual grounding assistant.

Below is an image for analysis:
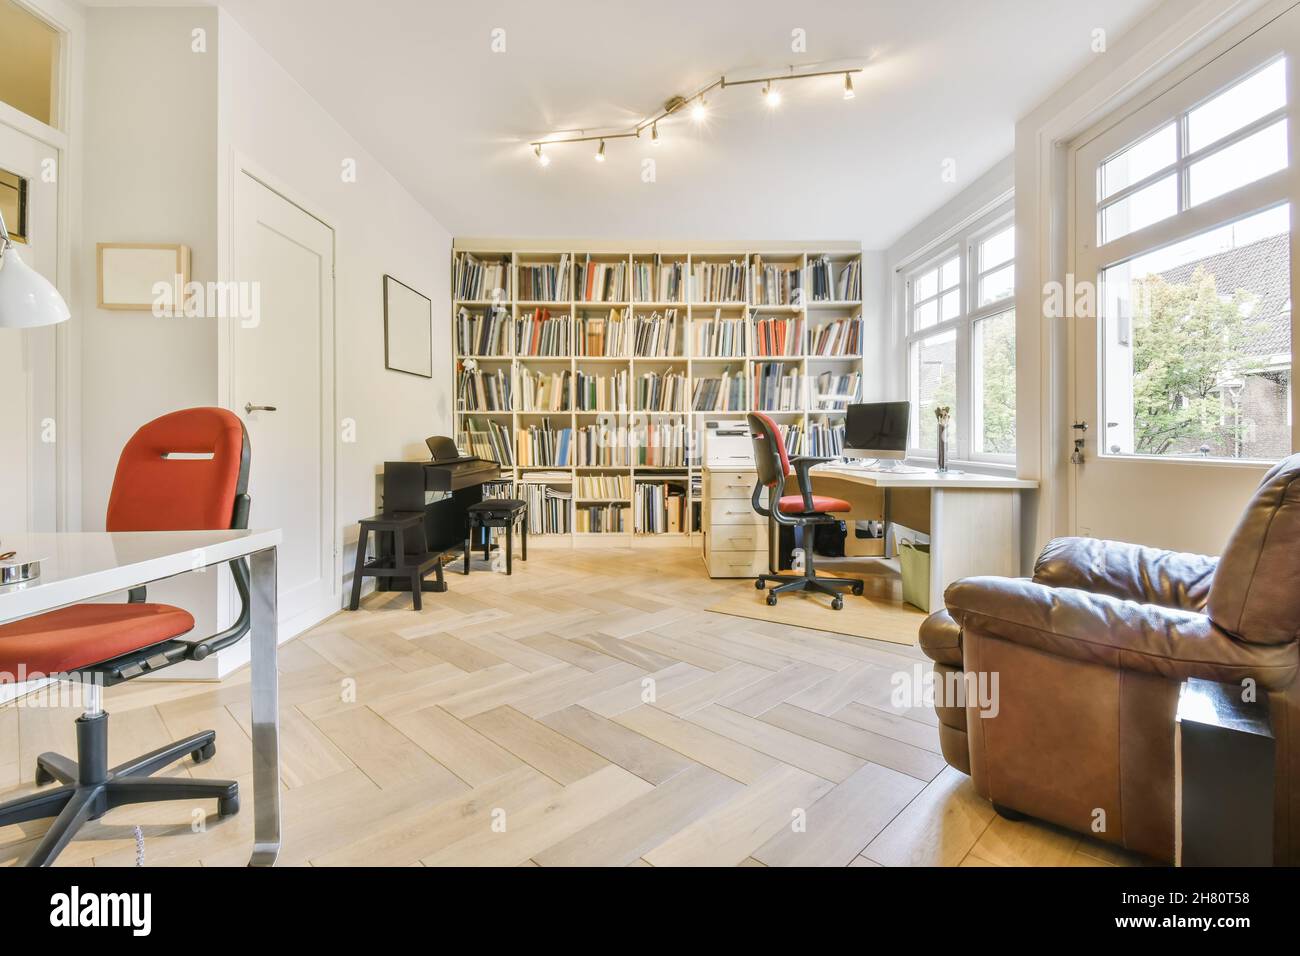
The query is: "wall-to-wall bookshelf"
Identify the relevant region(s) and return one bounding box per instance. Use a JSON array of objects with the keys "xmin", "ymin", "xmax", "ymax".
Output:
[{"xmin": 451, "ymin": 241, "xmax": 864, "ymax": 547}]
